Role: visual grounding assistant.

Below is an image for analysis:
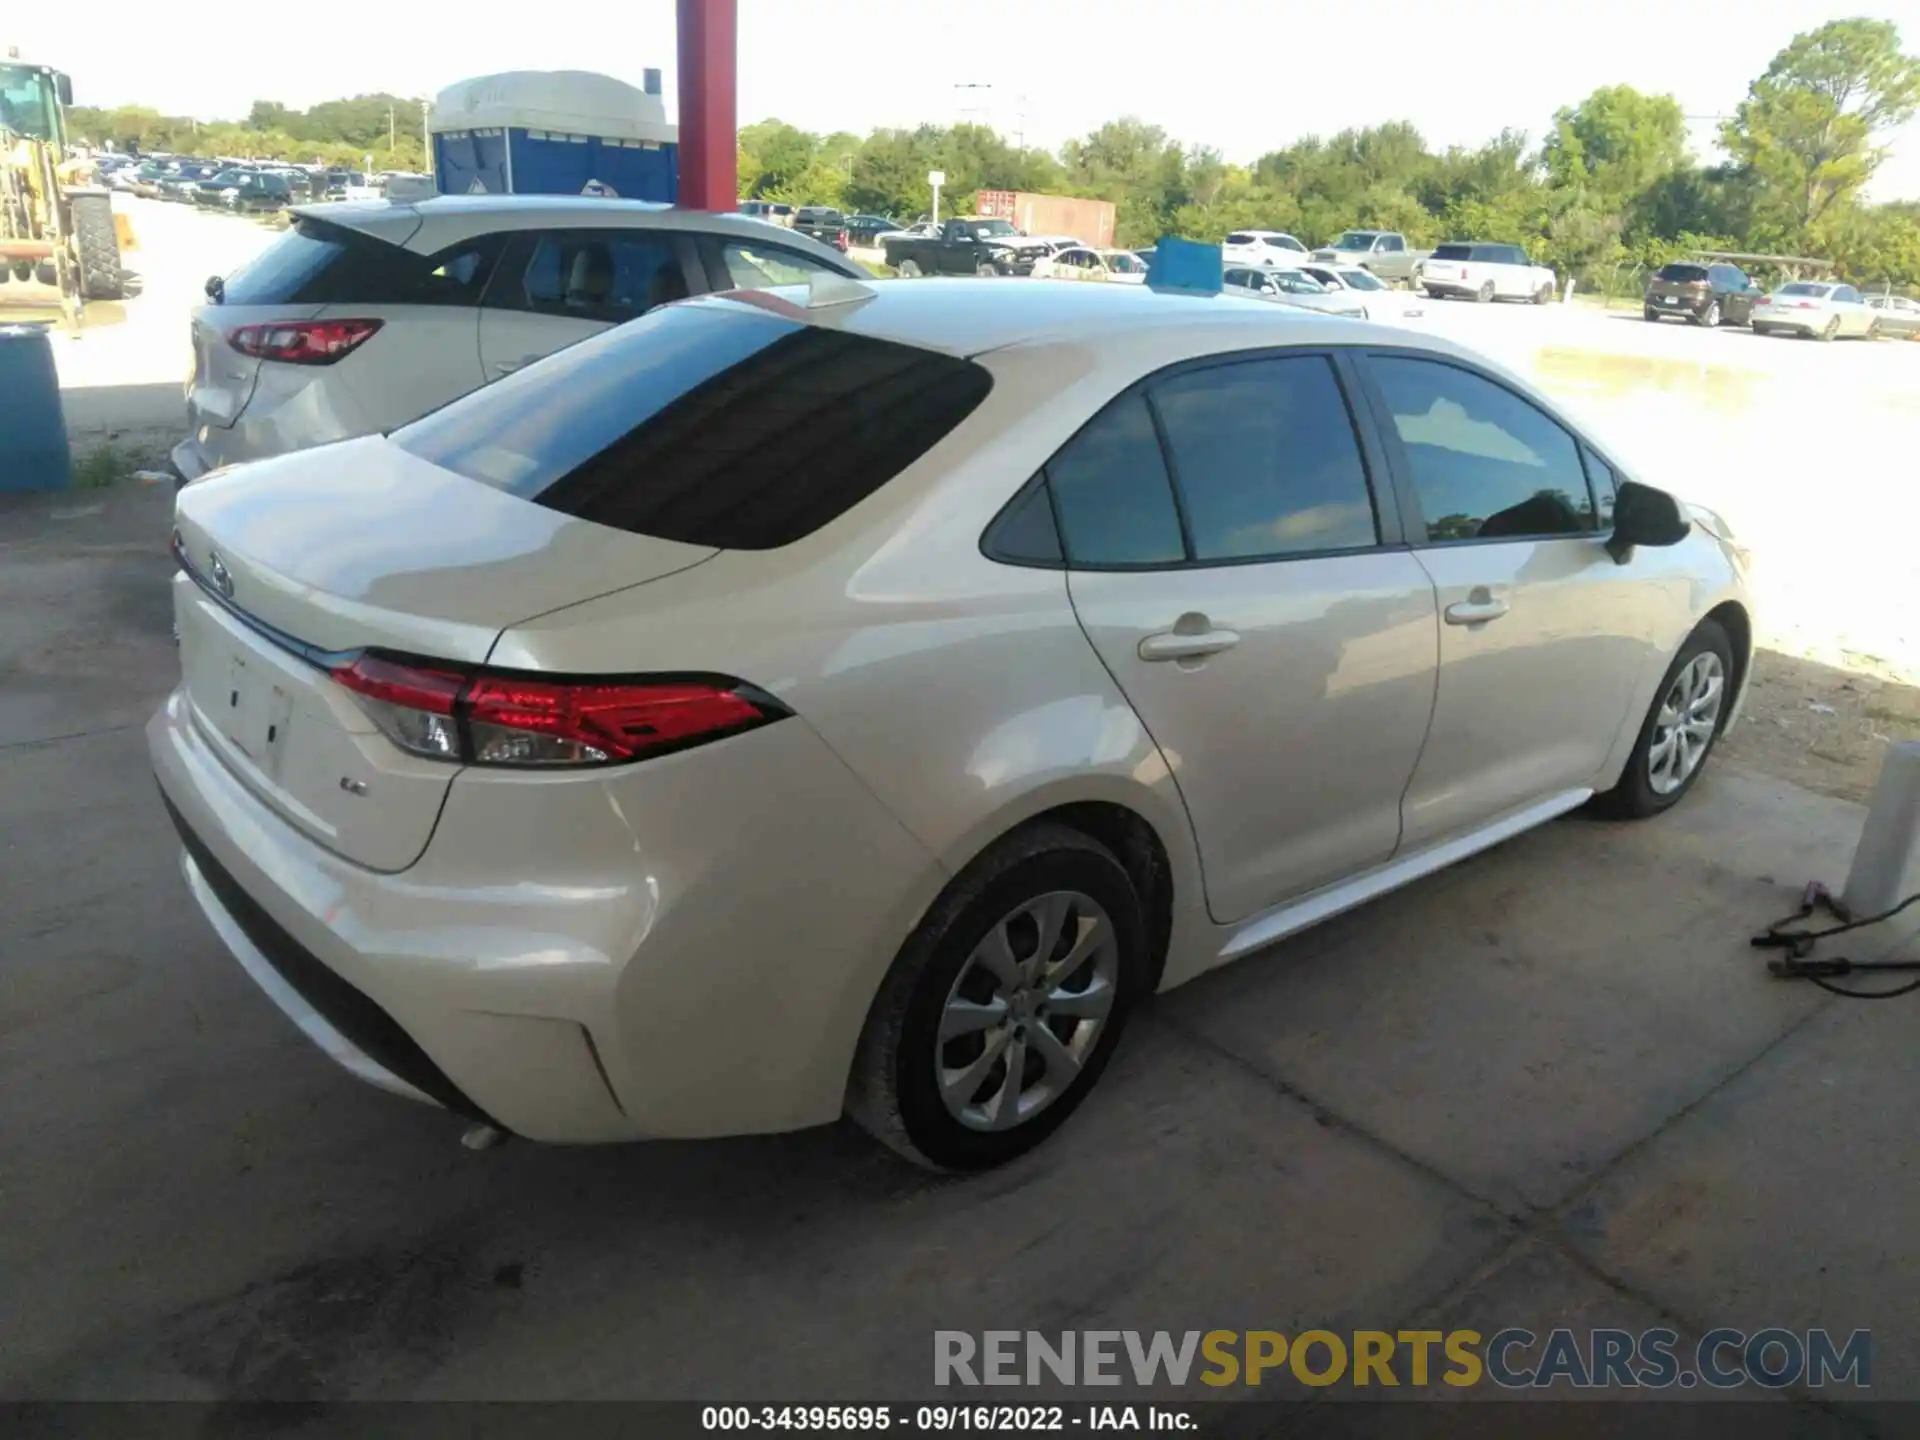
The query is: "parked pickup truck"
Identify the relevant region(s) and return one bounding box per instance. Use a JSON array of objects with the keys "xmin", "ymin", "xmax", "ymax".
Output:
[
  {"xmin": 792, "ymin": 207, "xmax": 851, "ymax": 252},
  {"xmin": 1308, "ymin": 230, "xmax": 1430, "ymax": 284},
  {"xmin": 882, "ymin": 218, "xmax": 1050, "ymax": 277}
]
